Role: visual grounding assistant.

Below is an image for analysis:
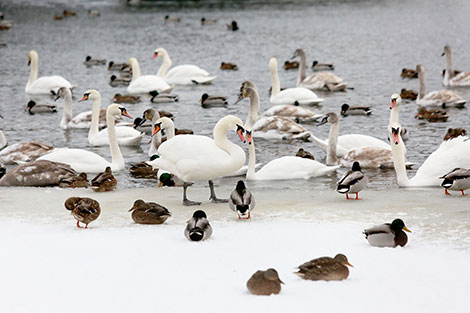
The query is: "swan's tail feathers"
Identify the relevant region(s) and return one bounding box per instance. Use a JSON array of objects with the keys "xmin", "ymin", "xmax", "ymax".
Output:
[
  {"xmin": 299, "ymin": 98, "xmax": 325, "ymax": 105},
  {"xmin": 337, "ymin": 184, "xmax": 350, "ymax": 194},
  {"xmin": 160, "ymin": 85, "xmax": 174, "ymax": 93},
  {"xmin": 316, "ymin": 165, "xmax": 340, "ymax": 177},
  {"xmin": 191, "ymin": 76, "xmax": 217, "ymax": 85},
  {"xmin": 326, "ymin": 82, "xmax": 347, "ymax": 92},
  {"xmin": 441, "ymin": 178, "xmax": 454, "ymax": 188}
]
